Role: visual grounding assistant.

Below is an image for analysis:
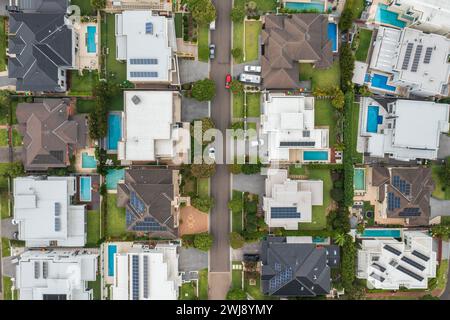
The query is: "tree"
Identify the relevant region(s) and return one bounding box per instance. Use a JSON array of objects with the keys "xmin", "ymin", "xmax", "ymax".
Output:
[
  {"xmin": 331, "ymin": 88, "xmax": 345, "ymax": 110},
  {"xmin": 330, "ymin": 188, "xmax": 344, "ymax": 202},
  {"xmin": 229, "ymin": 80, "xmax": 244, "ymax": 95},
  {"xmin": 226, "ymin": 288, "xmax": 246, "ymax": 300},
  {"xmin": 191, "ymin": 78, "xmax": 216, "ymax": 101},
  {"xmin": 334, "ymin": 233, "xmax": 346, "ymax": 246},
  {"xmin": 245, "ymin": 1, "xmax": 258, "ymax": 16},
  {"xmin": 431, "ymin": 224, "xmax": 450, "ymax": 240},
  {"xmin": 341, "ymin": 235, "xmax": 356, "ymax": 290},
  {"xmin": 228, "ymin": 163, "xmax": 243, "ymax": 174},
  {"xmin": 228, "ymin": 197, "xmax": 243, "ymax": 213},
  {"xmin": 229, "ymin": 232, "xmax": 245, "ymax": 249},
  {"xmin": 91, "ymin": 0, "xmax": 106, "ymax": 10},
  {"xmin": 191, "ymin": 196, "xmax": 214, "ymax": 213},
  {"xmin": 231, "ymin": 48, "xmax": 243, "ymax": 61},
  {"xmin": 230, "ymin": 7, "xmax": 245, "ymax": 22},
  {"xmin": 340, "ymin": 44, "xmax": 355, "ymax": 92},
  {"xmin": 241, "ymin": 162, "xmax": 262, "ymax": 175},
  {"xmin": 191, "ymin": 117, "xmax": 215, "ymax": 145},
  {"xmin": 191, "ymin": 163, "xmax": 216, "ymax": 178},
  {"xmin": 189, "ymin": 0, "xmax": 216, "ymax": 25},
  {"xmin": 339, "ymin": 8, "xmax": 353, "ymax": 32},
  {"xmin": 194, "ymin": 233, "xmax": 214, "ymax": 251},
  {"xmin": 438, "ymin": 157, "xmax": 450, "ymax": 188},
  {"xmin": 0, "ymin": 162, "xmax": 24, "ymax": 178}
]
